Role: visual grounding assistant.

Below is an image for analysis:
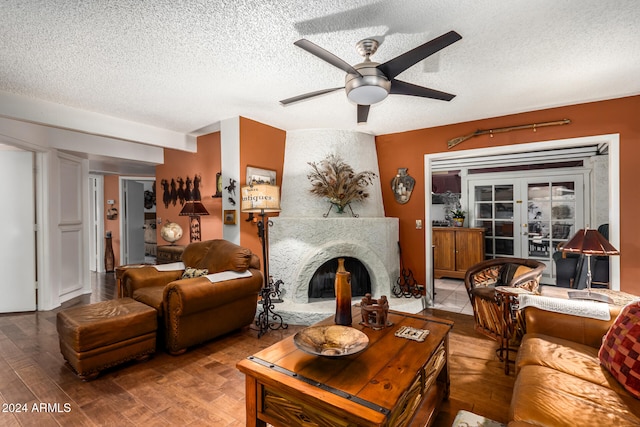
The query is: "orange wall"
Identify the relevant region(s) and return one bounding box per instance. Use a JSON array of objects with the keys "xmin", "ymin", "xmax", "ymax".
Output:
[
  {"xmin": 376, "ymin": 95, "xmax": 640, "ymax": 295},
  {"xmin": 238, "ymin": 117, "xmax": 287, "ymax": 267},
  {"xmin": 103, "ymin": 175, "xmax": 121, "ymax": 267},
  {"xmin": 156, "ymin": 132, "xmax": 223, "ymax": 246}
]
